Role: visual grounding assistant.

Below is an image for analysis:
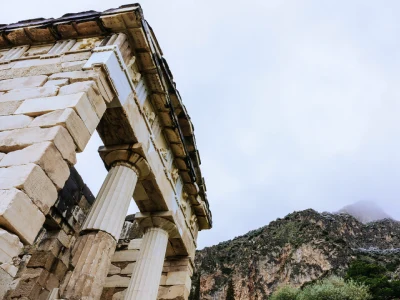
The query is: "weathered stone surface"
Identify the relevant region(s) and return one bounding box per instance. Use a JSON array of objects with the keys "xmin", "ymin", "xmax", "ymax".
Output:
[
  {"xmin": 108, "ymin": 264, "xmax": 121, "ymax": 275},
  {"xmin": 11, "ymin": 267, "xmax": 50, "ymax": 299},
  {"xmin": 0, "ymin": 142, "xmax": 70, "ymax": 189},
  {"xmin": 0, "ymin": 126, "xmax": 76, "ymax": 164},
  {"xmin": 0, "ymin": 262, "xmax": 18, "ymax": 277},
  {"xmin": 128, "ymin": 238, "xmax": 142, "ymax": 250},
  {"xmin": 29, "ymin": 108, "xmax": 90, "ymax": 151},
  {"xmin": 0, "ymin": 86, "xmax": 59, "ymax": 102},
  {"xmin": 61, "ymin": 60, "xmax": 87, "ymax": 71},
  {"xmin": 0, "ymin": 164, "xmax": 58, "ymax": 214},
  {"xmin": 0, "ymin": 114, "xmax": 33, "ymax": 131},
  {"xmin": 0, "ymin": 75, "xmax": 48, "ymax": 91},
  {"xmin": 158, "ymin": 285, "xmax": 190, "ymax": 300},
  {"xmin": 0, "ymin": 100, "xmax": 23, "ymax": 116},
  {"xmin": 0, "ymin": 152, "xmax": 4, "ymax": 162},
  {"xmin": 0, "ymin": 267, "xmax": 13, "ymax": 300},
  {"xmin": 44, "ymin": 78, "xmax": 69, "ymax": 87},
  {"xmin": 111, "ymin": 250, "xmax": 139, "ymax": 263},
  {"xmin": 15, "ymin": 92, "xmax": 100, "ymax": 133},
  {"xmin": 61, "ymin": 52, "xmax": 91, "ymax": 63},
  {"xmin": 104, "ymin": 275, "xmax": 130, "ymax": 288},
  {"xmin": 0, "ymin": 229, "xmax": 23, "ymax": 264},
  {"xmin": 120, "ymin": 263, "xmax": 135, "ymax": 275},
  {"xmin": 61, "ymin": 231, "xmax": 117, "ymax": 300},
  {"xmin": 0, "ymin": 188, "xmax": 45, "ymax": 244},
  {"xmin": 59, "ymin": 81, "xmax": 106, "ymax": 118}
]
